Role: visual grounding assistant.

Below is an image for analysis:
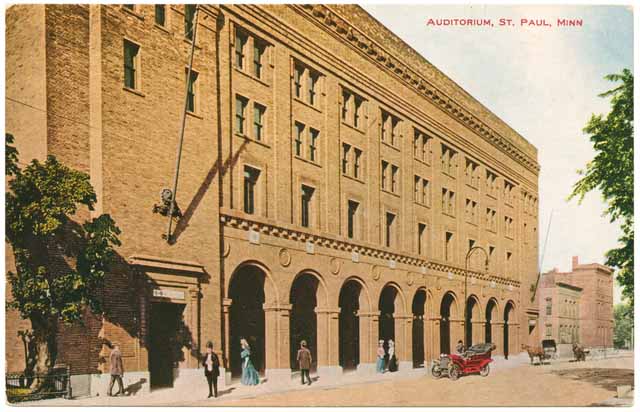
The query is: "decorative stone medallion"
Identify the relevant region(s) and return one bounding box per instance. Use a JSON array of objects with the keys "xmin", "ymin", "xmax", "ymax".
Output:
[
  {"xmin": 278, "ymin": 248, "xmax": 291, "ymax": 267},
  {"xmin": 329, "ymin": 257, "xmax": 342, "ymax": 276},
  {"xmin": 435, "ymin": 276, "xmax": 442, "ymax": 290},
  {"xmin": 223, "ymin": 242, "xmax": 231, "ymax": 257},
  {"xmin": 370, "ymin": 265, "xmax": 381, "ymax": 281},
  {"xmin": 406, "ymin": 271, "xmax": 414, "ymax": 286}
]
